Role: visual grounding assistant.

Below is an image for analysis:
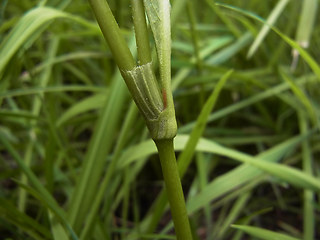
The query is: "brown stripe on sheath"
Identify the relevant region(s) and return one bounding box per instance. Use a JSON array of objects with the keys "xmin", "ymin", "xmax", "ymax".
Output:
[{"xmin": 162, "ymin": 89, "xmax": 167, "ymax": 109}]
